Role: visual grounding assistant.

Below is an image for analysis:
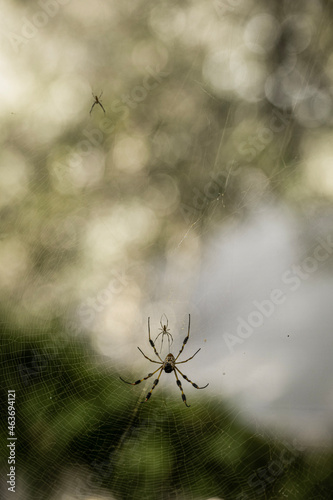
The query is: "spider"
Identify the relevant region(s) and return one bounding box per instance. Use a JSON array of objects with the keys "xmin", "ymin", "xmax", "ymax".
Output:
[
  {"xmin": 154, "ymin": 314, "xmax": 173, "ymax": 353},
  {"xmin": 90, "ymin": 91, "xmax": 106, "ymax": 115},
  {"xmin": 119, "ymin": 314, "xmax": 209, "ymax": 407}
]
